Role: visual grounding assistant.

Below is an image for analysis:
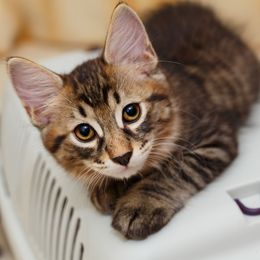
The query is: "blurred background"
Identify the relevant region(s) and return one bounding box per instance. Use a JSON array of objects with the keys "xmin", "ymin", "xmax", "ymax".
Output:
[
  {"xmin": 0, "ymin": 0, "xmax": 259, "ymax": 259},
  {"xmin": 0, "ymin": 0, "xmax": 260, "ymax": 93}
]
